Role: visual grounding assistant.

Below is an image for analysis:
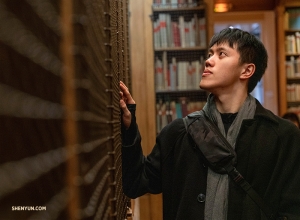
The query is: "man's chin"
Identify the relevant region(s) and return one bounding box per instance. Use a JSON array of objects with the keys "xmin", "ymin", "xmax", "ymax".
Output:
[
  {"xmin": 199, "ymin": 83, "xmax": 207, "ymax": 90},
  {"xmin": 199, "ymin": 84, "xmax": 211, "ymax": 93}
]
